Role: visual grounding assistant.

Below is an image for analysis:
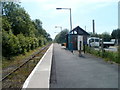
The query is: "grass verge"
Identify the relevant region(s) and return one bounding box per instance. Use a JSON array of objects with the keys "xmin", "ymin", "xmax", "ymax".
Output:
[
  {"xmin": 85, "ymin": 46, "xmax": 120, "ymax": 64},
  {"xmin": 2, "ymin": 45, "xmax": 47, "ymax": 69},
  {"xmin": 2, "ymin": 44, "xmax": 50, "ymax": 88}
]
